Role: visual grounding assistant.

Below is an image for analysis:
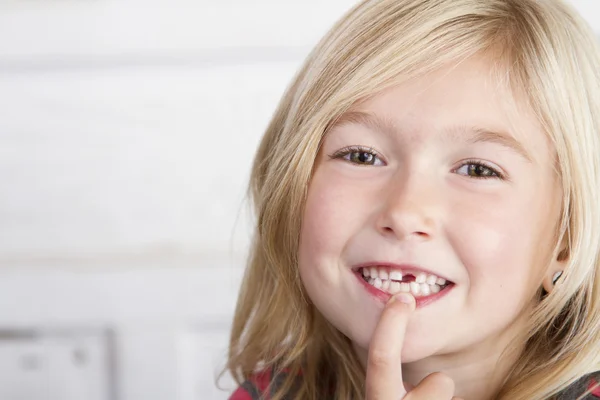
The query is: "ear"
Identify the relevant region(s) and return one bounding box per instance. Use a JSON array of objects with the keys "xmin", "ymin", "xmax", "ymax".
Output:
[
  {"xmin": 542, "ymin": 270, "xmax": 563, "ymax": 292},
  {"xmin": 542, "ymin": 245, "xmax": 568, "ymax": 293}
]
